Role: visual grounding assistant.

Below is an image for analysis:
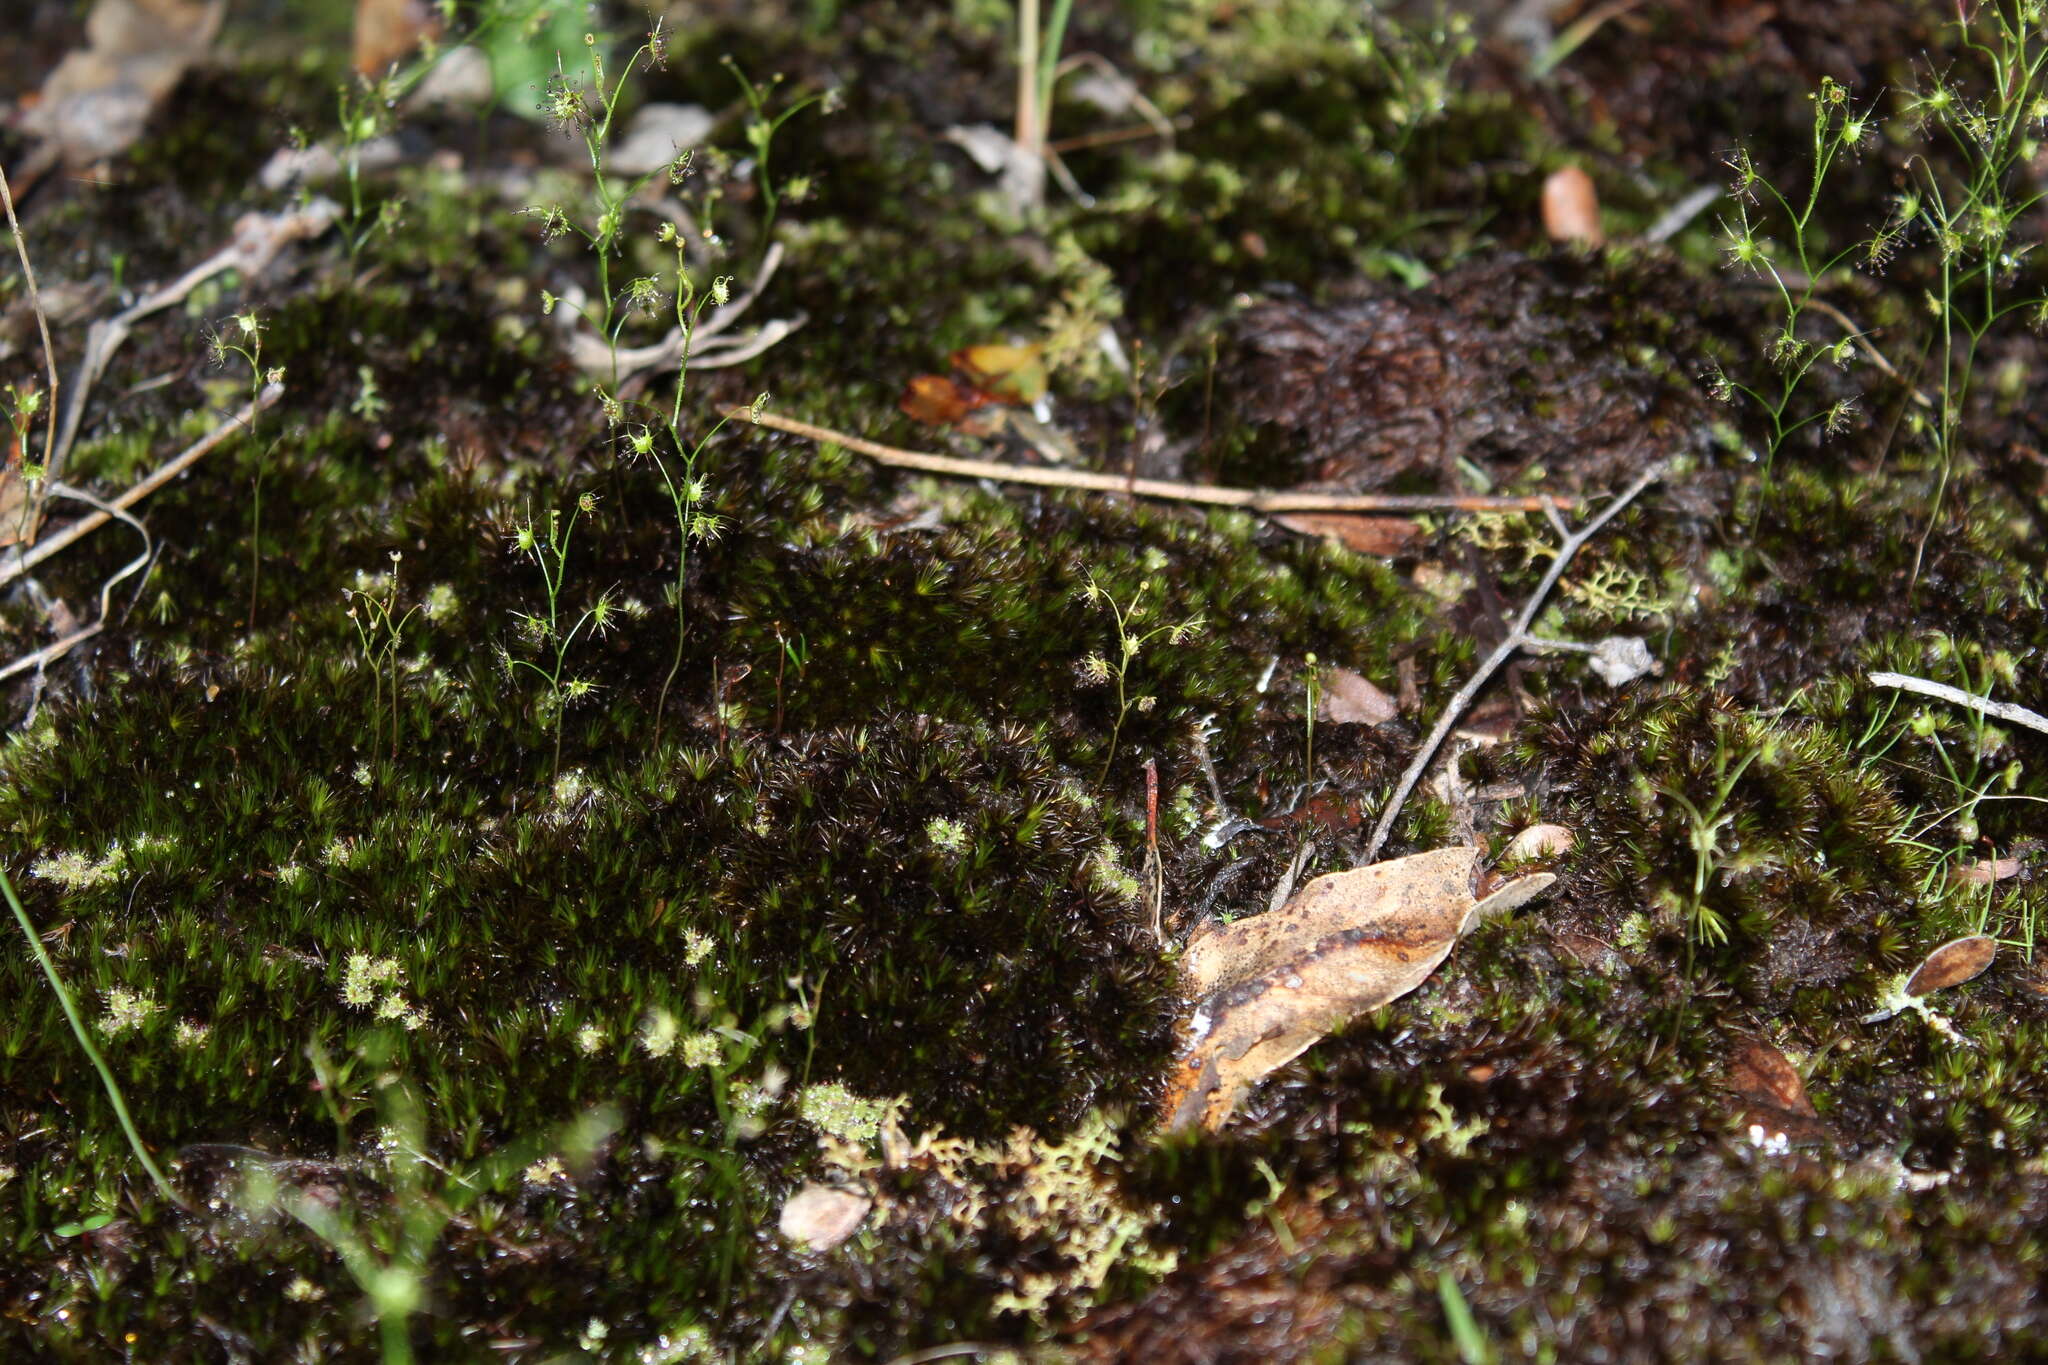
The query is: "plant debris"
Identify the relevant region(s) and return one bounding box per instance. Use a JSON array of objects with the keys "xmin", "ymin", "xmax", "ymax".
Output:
[
  {"xmin": 777, "ymin": 1182, "xmax": 872, "ymax": 1252},
  {"xmin": 1316, "ymin": 664, "xmax": 1398, "ymax": 726},
  {"xmin": 1163, "ymin": 847, "xmax": 1551, "ymax": 1131},
  {"xmin": 1724, "ymin": 1035, "xmax": 1832, "ymax": 1149},
  {"xmin": 11, "ymin": 0, "xmax": 223, "ymax": 181},
  {"xmin": 1540, "ymin": 164, "xmax": 1603, "ymax": 245}
]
